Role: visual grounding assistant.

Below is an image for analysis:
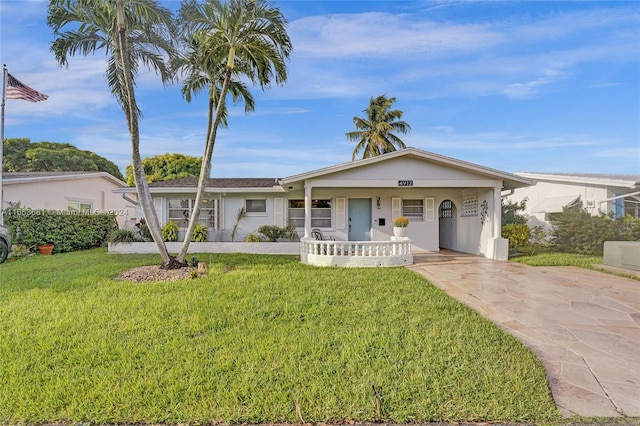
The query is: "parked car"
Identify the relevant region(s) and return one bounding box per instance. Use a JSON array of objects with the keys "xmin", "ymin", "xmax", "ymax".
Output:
[{"xmin": 0, "ymin": 224, "xmax": 12, "ymax": 263}]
